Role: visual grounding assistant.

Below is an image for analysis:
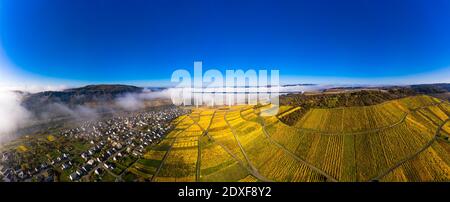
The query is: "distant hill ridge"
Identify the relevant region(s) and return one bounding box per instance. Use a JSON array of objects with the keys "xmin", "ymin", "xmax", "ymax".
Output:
[
  {"xmin": 22, "ymin": 84, "xmax": 143, "ymax": 109},
  {"xmin": 410, "ymin": 83, "xmax": 450, "ymax": 94}
]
